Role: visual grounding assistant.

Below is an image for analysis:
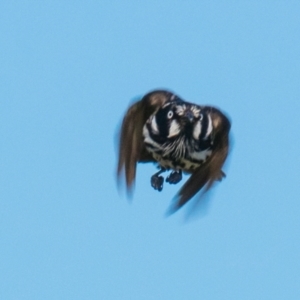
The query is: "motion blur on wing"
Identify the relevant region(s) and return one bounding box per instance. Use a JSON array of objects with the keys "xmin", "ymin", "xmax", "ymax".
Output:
[{"xmin": 117, "ymin": 89, "xmax": 231, "ymax": 213}]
